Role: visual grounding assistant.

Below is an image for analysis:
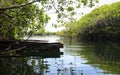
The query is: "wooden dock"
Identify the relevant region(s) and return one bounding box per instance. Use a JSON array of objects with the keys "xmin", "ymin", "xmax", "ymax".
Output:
[{"xmin": 0, "ymin": 40, "xmax": 63, "ymax": 57}]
